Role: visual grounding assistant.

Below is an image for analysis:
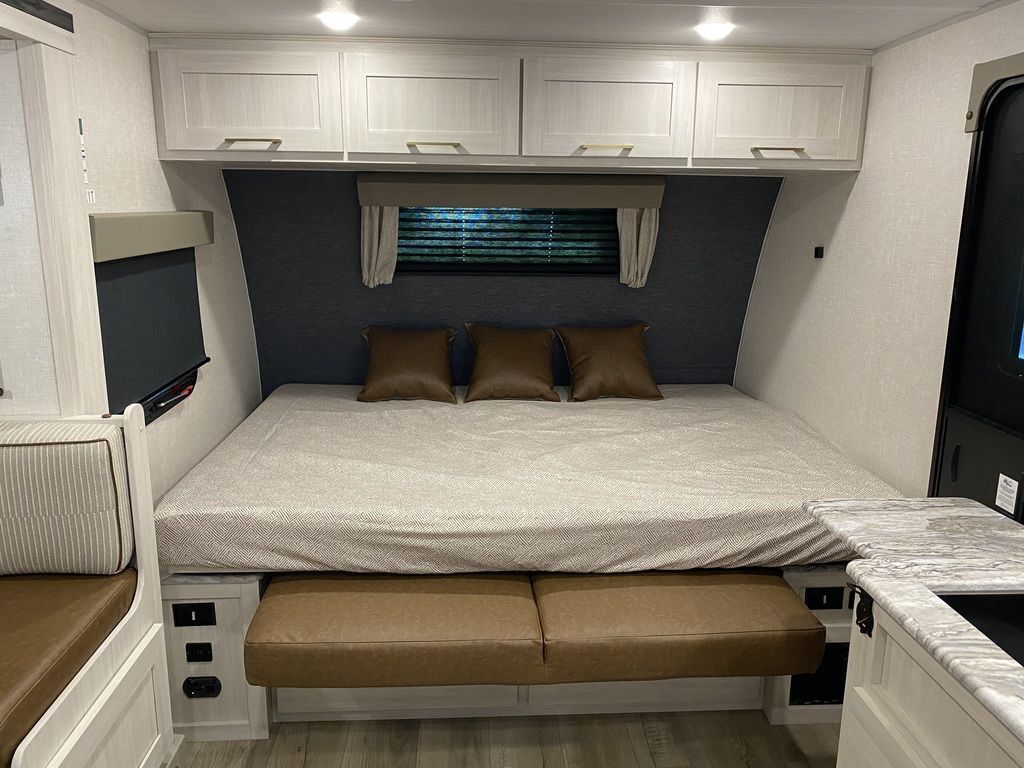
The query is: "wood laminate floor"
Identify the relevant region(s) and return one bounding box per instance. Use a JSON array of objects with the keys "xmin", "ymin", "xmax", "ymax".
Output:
[{"xmin": 182, "ymin": 711, "xmax": 840, "ymax": 768}]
